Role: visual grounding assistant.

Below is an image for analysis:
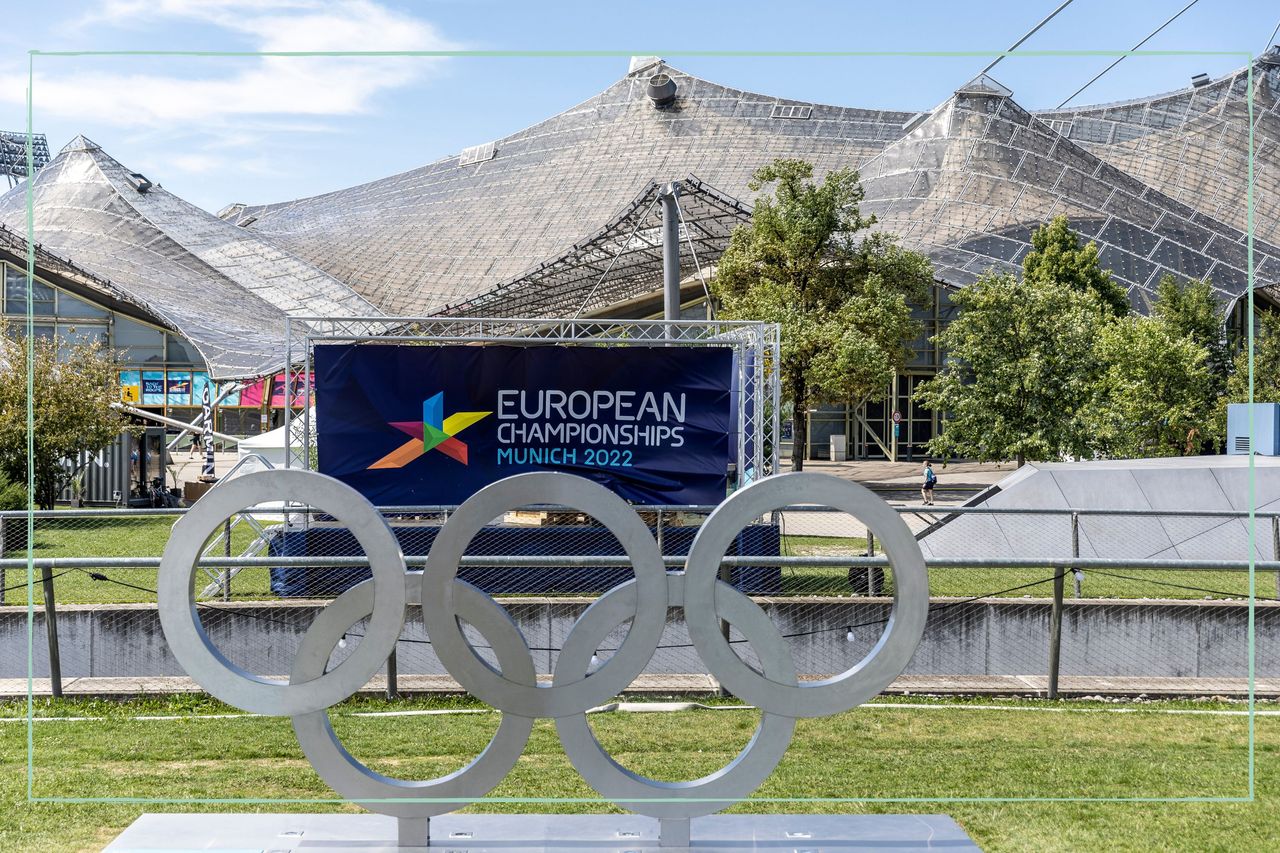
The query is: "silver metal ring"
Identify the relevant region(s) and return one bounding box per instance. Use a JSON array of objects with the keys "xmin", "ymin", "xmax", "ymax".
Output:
[
  {"xmin": 157, "ymin": 469, "xmax": 407, "ymax": 716},
  {"xmin": 554, "ymin": 573, "xmax": 796, "ymax": 818},
  {"xmin": 290, "ymin": 573, "xmax": 535, "ymax": 818},
  {"xmin": 157, "ymin": 467, "xmax": 931, "ymax": 820},
  {"xmin": 420, "ymin": 472, "xmax": 667, "ymax": 718},
  {"xmin": 683, "ymin": 472, "xmax": 929, "ymax": 718}
]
